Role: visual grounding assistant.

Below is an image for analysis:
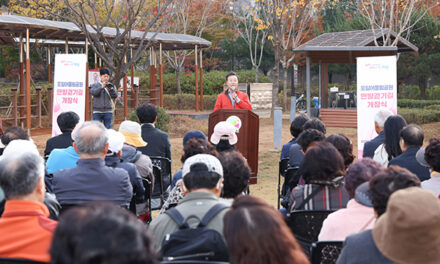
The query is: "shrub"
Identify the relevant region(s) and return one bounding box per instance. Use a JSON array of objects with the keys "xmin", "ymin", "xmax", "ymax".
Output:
[
  {"xmin": 129, "ymin": 106, "xmax": 170, "ymax": 132},
  {"xmin": 163, "ymin": 94, "xmax": 217, "ymax": 110},
  {"xmin": 399, "ymin": 106, "xmax": 440, "ymax": 124},
  {"xmin": 397, "ymin": 99, "xmax": 440, "ymax": 108},
  {"xmin": 139, "ymin": 70, "xmax": 272, "ymax": 95}
]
